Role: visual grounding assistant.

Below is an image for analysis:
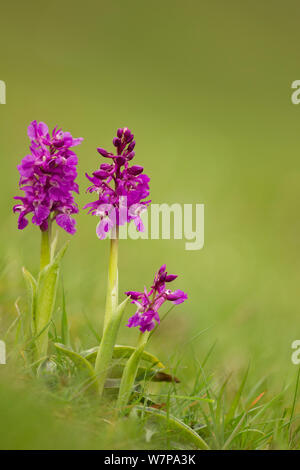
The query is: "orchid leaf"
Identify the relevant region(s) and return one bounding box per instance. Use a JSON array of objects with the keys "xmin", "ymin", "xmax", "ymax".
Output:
[
  {"xmin": 104, "ymin": 378, "xmax": 121, "ymax": 389},
  {"xmin": 82, "ymin": 345, "xmax": 165, "ymax": 369},
  {"xmin": 135, "ymin": 406, "xmax": 210, "ymax": 450},
  {"xmin": 117, "ymin": 331, "xmax": 150, "ymax": 411},
  {"xmin": 54, "ymin": 342, "xmax": 98, "ymax": 393},
  {"xmin": 51, "ymin": 241, "xmax": 69, "ymax": 267},
  {"xmin": 103, "ymin": 363, "xmax": 175, "ymax": 383},
  {"xmin": 136, "ymin": 369, "xmax": 180, "ymax": 383},
  {"xmin": 50, "ymin": 230, "xmax": 58, "ymax": 262},
  {"xmin": 94, "ymin": 297, "xmax": 129, "ymax": 397},
  {"xmin": 61, "ymin": 284, "xmax": 70, "ymax": 347},
  {"xmin": 22, "ymin": 267, "xmax": 37, "ymax": 336},
  {"xmin": 35, "ymin": 242, "xmax": 69, "ymax": 358}
]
